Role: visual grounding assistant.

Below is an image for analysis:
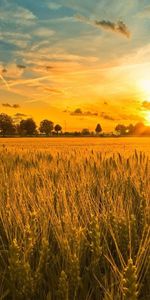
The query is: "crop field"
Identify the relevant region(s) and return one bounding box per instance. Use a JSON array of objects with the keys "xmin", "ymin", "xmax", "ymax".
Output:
[{"xmin": 0, "ymin": 138, "xmax": 149, "ymax": 300}]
